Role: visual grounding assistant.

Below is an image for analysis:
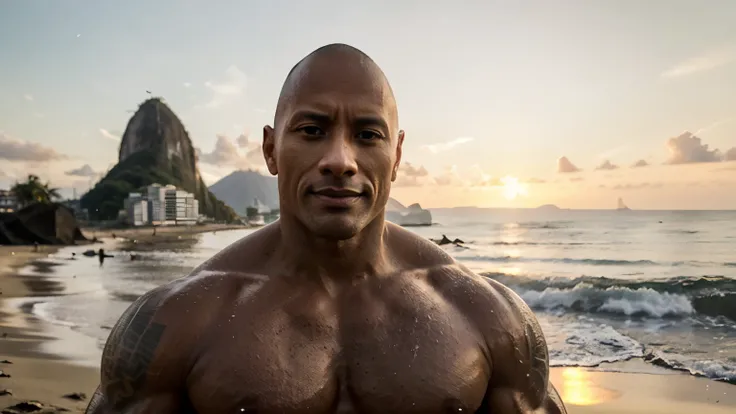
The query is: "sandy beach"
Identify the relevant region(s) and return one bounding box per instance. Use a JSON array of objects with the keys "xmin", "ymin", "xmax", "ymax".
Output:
[{"xmin": 0, "ymin": 227, "xmax": 734, "ymax": 413}]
